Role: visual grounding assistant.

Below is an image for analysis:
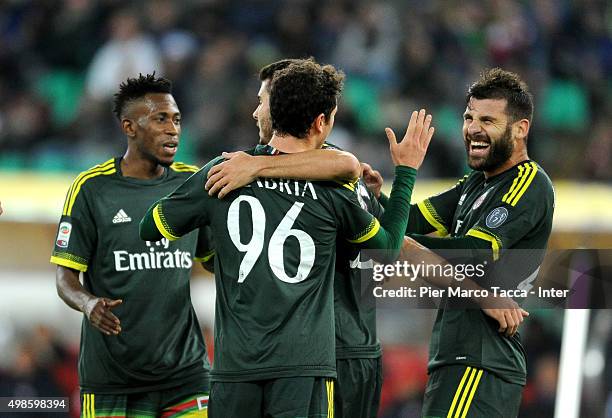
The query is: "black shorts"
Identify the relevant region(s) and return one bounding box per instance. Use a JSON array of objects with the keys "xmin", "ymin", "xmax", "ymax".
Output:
[
  {"xmin": 422, "ymin": 365, "xmax": 522, "ymax": 418},
  {"xmin": 335, "ymin": 357, "xmax": 382, "ymax": 418},
  {"xmin": 209, "ymin": 377, "xmax": 334, "ymax": 418}
]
